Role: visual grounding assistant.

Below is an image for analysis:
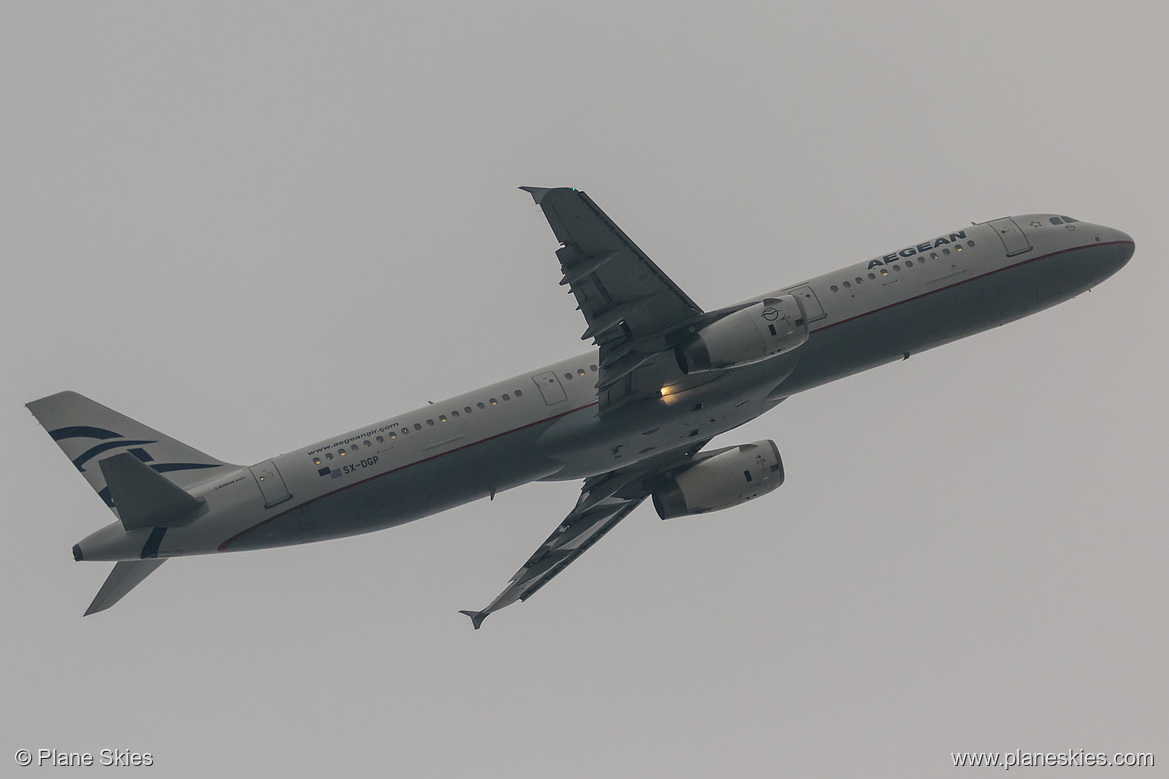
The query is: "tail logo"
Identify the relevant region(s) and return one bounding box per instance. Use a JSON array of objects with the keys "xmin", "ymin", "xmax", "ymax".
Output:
[{"xmin": 49, "ymin": 426, "xmax": 221, "ymax": 508}]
